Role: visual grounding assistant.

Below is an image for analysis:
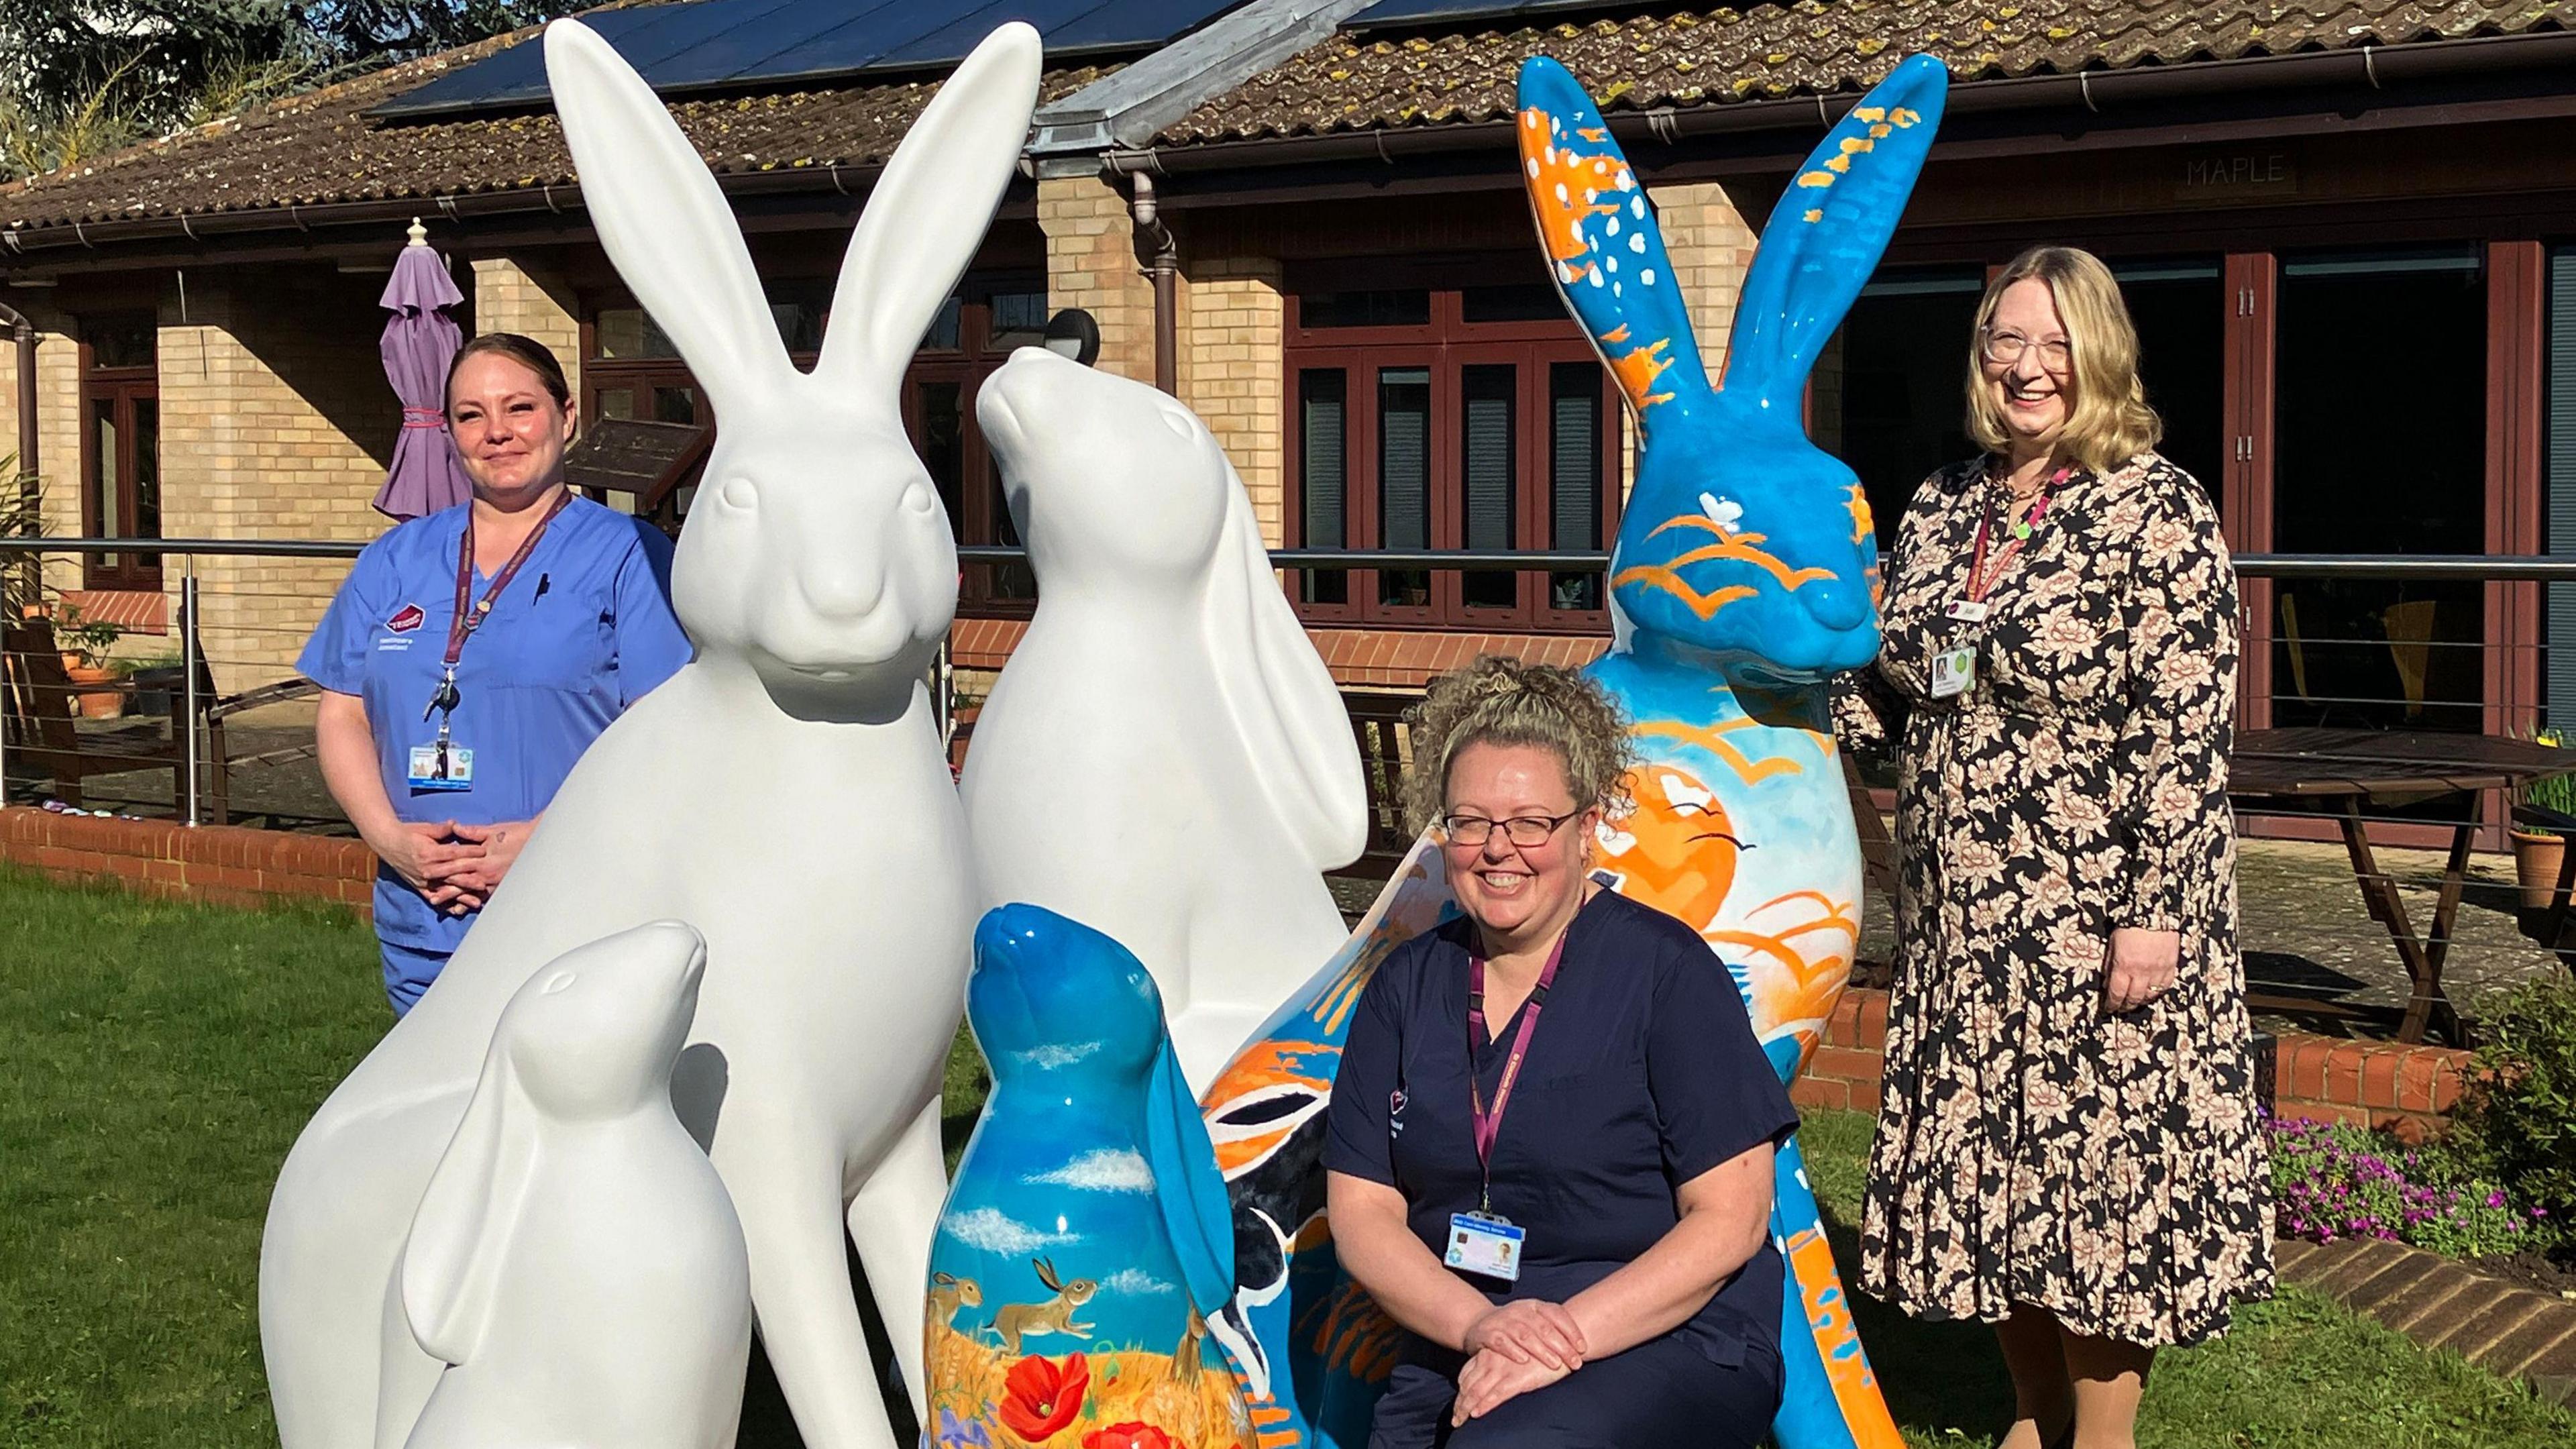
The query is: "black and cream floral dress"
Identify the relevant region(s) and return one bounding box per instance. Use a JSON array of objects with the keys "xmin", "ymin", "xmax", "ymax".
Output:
[{"xmin": 1835, "ymin": 451, "xmax": 2273, "ymax": 1348}]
